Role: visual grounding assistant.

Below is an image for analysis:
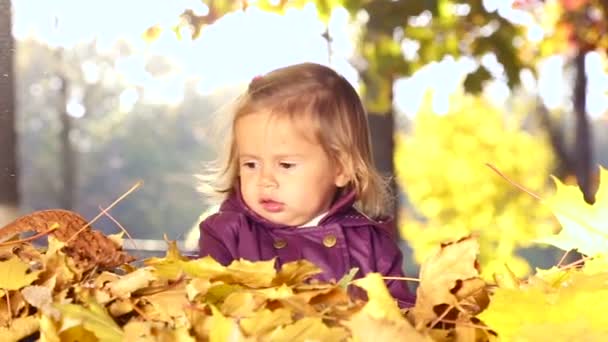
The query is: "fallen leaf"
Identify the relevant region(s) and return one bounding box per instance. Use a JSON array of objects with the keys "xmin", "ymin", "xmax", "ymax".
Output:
[
  {"xmin": 143, "ymin": 283, "xmax": 190, "ymax": 322},
  {"xmin": 0, "ymin": 315, "xmax": 39, "ymax": 341},
  {"xmin": 266, "ymin": 317, "xmax": 349, "ymax": 342},
  {"xmin": 411, "ymin": 236, "xmax": 481, "ymax": 328},
  {"xmin": 0, "ymin": 256, "xmax": 42, "ymax": 290},
  {"xmin": 209, "ymin": 305, "xmax": 245, "ymax": 342},
  {"xmin": 107, "ymin": 267, "xmax": 157, "ymax": 298},
  {"xmin": 221, "ymin": 291, "xmax": 265, "ymax": 317},
  {"xmin": 22, "ymin": 285, "xmax": 59, "ymax": 318},
  {"xmin": 478, "ymin": 269, "xmax": 608, "ymax": 340},
  {"xmin": 240, "ymin": 308, "xmax": 293, "ymax": 336},
  {"xmin": 186, "ymin": 278, "xmax": 211, "ymax": 301},
  {"xmin": 345, "ymin": 311, "xmax": 430, "ymax": 342},
  {"xmin": 224, "ymin": 258, "xmax": 276, "ymax": 288},
  {"xmin": 537, "ymin": 166, "xmax": 608, "ymax": 257},
  {"xmin": 353, "ymin": 272, "xmax": 403, "ymax": 323},
  {"xmin": 273, "ymin": 260, "xmax": 321, "ymax": 286},
  {"xmin": 39, "ymin": 314, "xmax": 61, "ymax": 342},
  {"xmin": 57, "ymin": 301, "xmax": 124, "ymax": 342}
]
